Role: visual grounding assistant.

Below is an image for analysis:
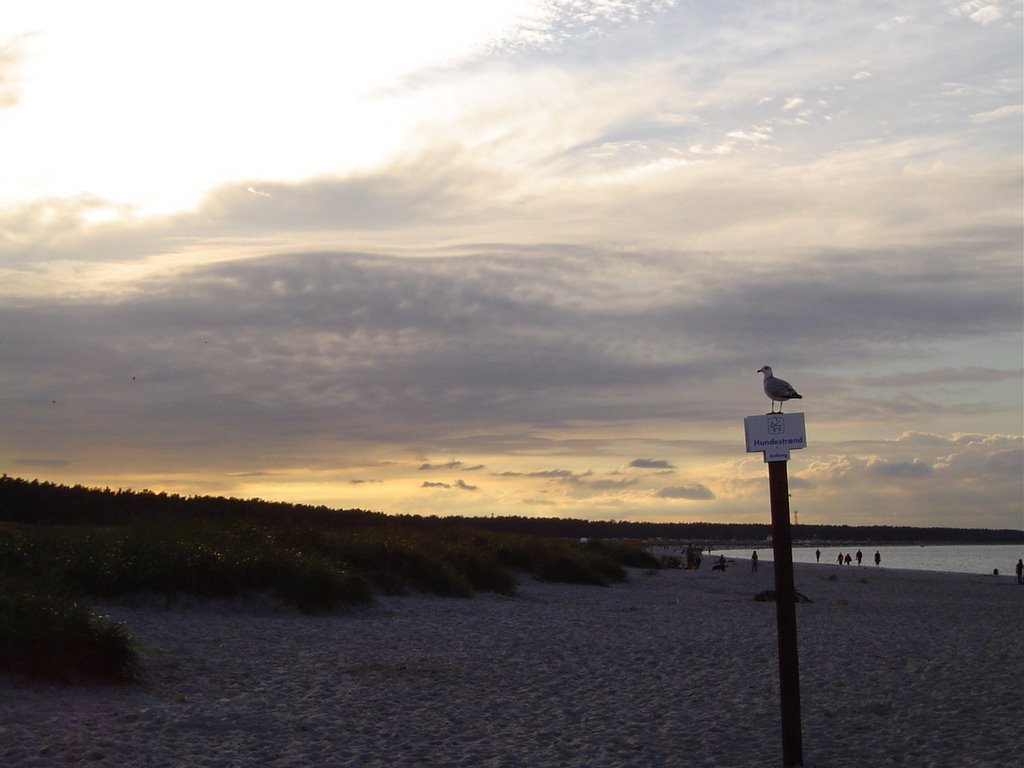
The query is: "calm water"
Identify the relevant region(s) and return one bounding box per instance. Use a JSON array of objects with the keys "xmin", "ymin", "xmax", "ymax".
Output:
[{"xmin": 716, "ymin": 544, "xmax": 1023, "ymax": 576}]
